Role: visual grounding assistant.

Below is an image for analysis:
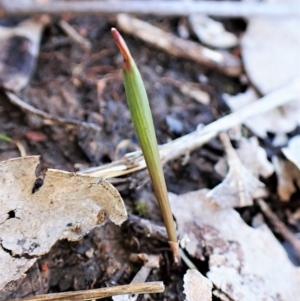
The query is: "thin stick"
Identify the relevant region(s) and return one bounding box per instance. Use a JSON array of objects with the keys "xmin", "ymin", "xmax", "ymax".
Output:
[
  {"xmin": 159, "ymin": 77, "xmax": 300, "ymax": 164},
  {"xmin": 8, "ymin": 282, "xmax": 164, "ymax": 301},
  {"xmin": 58, "ymin": 19, "xmax": 91, "ymax": 50},
  {"xmin": 0, "ymin": 1, "xmax": 299, "ymax": 17},
  {"xmin": 6, "ymin": 92, "xmax": 101, "ymax": 132},
  {"xmin": 82, "ymin": 77, "xmax": 300, "ymax": 178},
  {"xmin": 258, "ymin": 199, "xmax": 300, "ymax": 257},
  {"xmin": 116, "ymin": 14, "xmax": 241, "ymax": 76}
]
